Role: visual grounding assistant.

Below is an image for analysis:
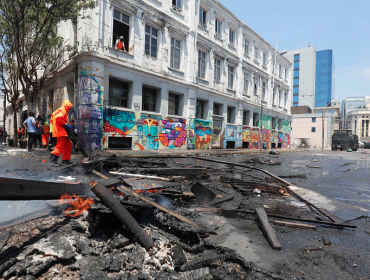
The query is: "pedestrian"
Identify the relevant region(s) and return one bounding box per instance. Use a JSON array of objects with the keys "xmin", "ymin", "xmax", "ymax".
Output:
[
  {"xmin": 50, "ymin": 100, "xmax": 73, "ymax": 166},
  {"xmin": 68, "ymin": 119, "xmax": 78, "ymax": 152},
  {"xmin": 115, "ymin": 36, "xmax": 126, "ymax": 51},
  {"xmin": 23, "ymin": 112, "xmax": 38, "ymax": 152},
  {"xmin": 263, "ymin": 142, "xmax": 267, "ymax": 151},
  {"xmin": 35, "ymin": 117, "xmax": 44, "ymax": 148}
]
